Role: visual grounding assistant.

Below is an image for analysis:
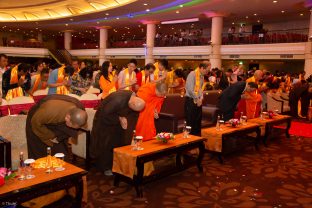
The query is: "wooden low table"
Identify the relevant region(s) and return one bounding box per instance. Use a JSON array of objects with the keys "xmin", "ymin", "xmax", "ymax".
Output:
[
  {"xmin": 0, "ymin": 162, "xmax": 87, "ymax": 208},
  {"xmin": 201, "ymin": 122, "xmax": 261, "ymax": 163},
  {"xmin": 248, "ymin": 115, "xmax": 291, "ymax": 146},
  {"xmin": 112, "ymin": 134, "xmax": 206, "ymax": 197}
]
